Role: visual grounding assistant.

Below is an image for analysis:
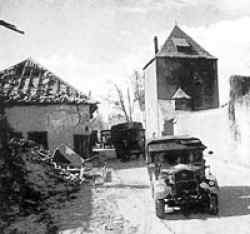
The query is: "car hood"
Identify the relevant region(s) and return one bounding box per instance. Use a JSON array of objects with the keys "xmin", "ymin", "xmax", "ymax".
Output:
[
  {"xmin": 159, "ymin": 164, "xmax": 202, "ymax": 176},
  {"xmin": 170, "ymin": 164, "xmax": 201, "ymax": 173}
]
